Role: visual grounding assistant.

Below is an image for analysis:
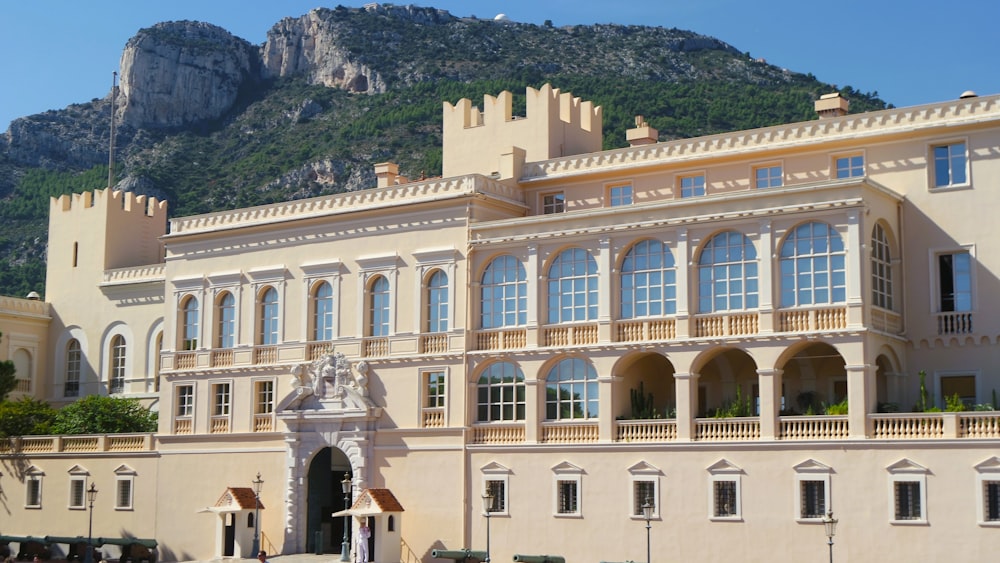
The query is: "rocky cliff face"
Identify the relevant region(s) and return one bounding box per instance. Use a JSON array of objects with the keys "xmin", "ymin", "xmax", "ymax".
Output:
[
  {"xmin": 260, "ymin": 10, "xmax": 386, "ymax": 94},
  {"xmin": 119, "ymin": 21, "xmax": 259, "ymax": 129}
]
